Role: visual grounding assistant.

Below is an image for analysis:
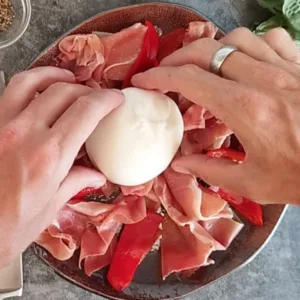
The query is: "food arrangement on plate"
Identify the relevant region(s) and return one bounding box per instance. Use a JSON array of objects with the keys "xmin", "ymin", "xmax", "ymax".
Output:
[
  {"xmin": 26, "ymin": 3, "xmax": 286, "ymax": 299},
  {"xmin": 34, "ymin": 18, "xmax": 265, "ymax": 292}
]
